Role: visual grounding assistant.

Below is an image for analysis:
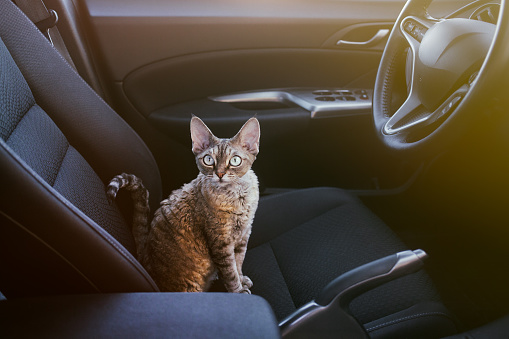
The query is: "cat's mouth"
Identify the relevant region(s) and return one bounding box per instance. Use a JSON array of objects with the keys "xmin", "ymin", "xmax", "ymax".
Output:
[
  {"xmin": 204, "ymin": 173, "xmax": 236, "ymax": 185},
  {"xmin": 214, "ymin": 174, "xmax": 235, "ymax": 184}
]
